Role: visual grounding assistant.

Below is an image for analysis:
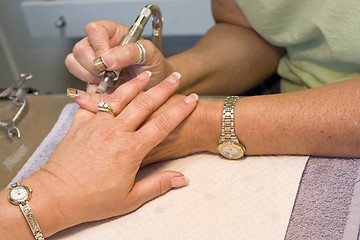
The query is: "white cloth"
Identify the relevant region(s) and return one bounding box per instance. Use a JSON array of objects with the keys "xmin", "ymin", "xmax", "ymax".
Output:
[{"xmin": 10, "ymin": 103, "xmax": 309, "ymax": 240}]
